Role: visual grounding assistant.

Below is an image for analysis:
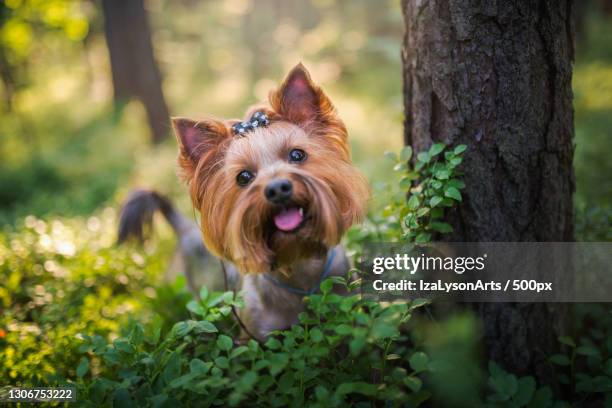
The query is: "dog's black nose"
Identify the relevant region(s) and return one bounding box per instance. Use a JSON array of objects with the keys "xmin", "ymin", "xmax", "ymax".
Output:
[{"xmin": 265, "ymin": 179, "xmax": 293, "ymax": 204}]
